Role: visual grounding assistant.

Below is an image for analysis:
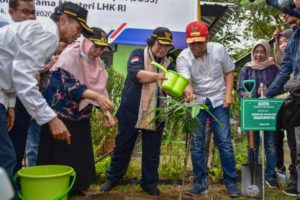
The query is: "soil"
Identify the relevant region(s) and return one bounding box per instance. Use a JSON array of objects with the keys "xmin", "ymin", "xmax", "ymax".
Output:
[{"xmin": 69, "ymin": 182, "xmax": 252, "ymax": 200}]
